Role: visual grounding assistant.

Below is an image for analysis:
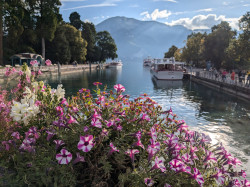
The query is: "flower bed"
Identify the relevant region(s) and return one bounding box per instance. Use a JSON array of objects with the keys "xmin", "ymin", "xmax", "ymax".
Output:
[{"xmin": 0, "ymin": 63, "xmax": 248, "ymax": 186}]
